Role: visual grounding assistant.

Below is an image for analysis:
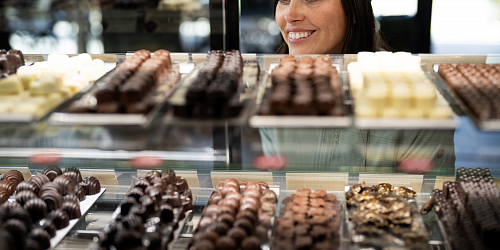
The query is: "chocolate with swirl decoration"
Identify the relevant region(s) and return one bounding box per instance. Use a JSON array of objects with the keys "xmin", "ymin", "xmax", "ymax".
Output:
[
  {"xmin": 28, "ymin": 174, "xmax": 50, "ymax": 192},
  {"xmin": 63, "ymin": 166, "xmax": 83, "ymax": 184},
  {"xmin": 62, "ymin": 201, "xmax": 81, "ymax": 219},
  {"xmin": 40, "ymin": 188, "xmax": 62, "ymax": 211},
  {"xmin": 53, "ymin": 175, "xmax": 76, "ymax": 195},
  {"xmin": 29, "ymin": 228, "xmax": 51, "ymax": 249},
  {"xmin": 75, "ymin": 185, "xmax": 86, "ymax": 201},
  {"xmin": 82, "ymin": 176, "xmax": 101, "ymax": 195},
  {"xmin": 2, "ymin": 170, "xmax": 24, "ymax": 186},
  {"xmin": 15, "ymin": 190, "xmax": 37, "ymax": 206},
  {"xmin": 16, "ymin": 181, "xmax": 40, "ymax": 196},
  {"xmin": 24, "ymin": 198, "xmax": 47, "ymax": 222},
  {"xmin": 42, "ymin": 165, "xmax": 62, "ymax": 182},
  {"xmin": 48, "ymin": 209, "xmax": 70, "ymax": 229},
  {"xmin": 0, "ymin": 179, "xmax": 15, "ymax": 196}
]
